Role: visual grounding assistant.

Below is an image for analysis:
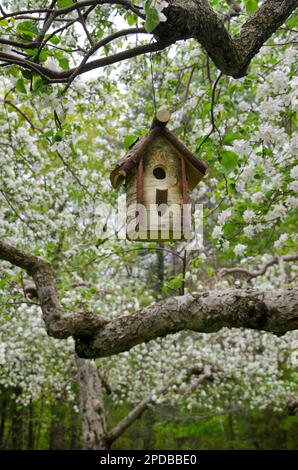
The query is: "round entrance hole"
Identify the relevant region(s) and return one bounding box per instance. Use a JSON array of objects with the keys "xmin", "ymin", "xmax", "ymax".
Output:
[{"xmin": 153, "ymin": 167, "xmax": 166, "ymax": 179}]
